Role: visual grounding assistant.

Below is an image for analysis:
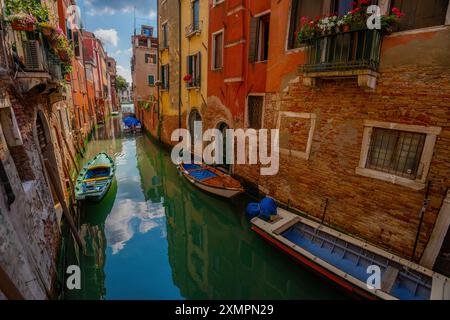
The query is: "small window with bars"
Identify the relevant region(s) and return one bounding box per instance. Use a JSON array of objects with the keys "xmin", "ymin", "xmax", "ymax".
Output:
[
  {"xmin": 247, "ymin": 96, "xmax": 264, "ymax": 129},
  {"xmin": 366, "ymin": 128, "xmax": 426, "ymax": 179}
]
